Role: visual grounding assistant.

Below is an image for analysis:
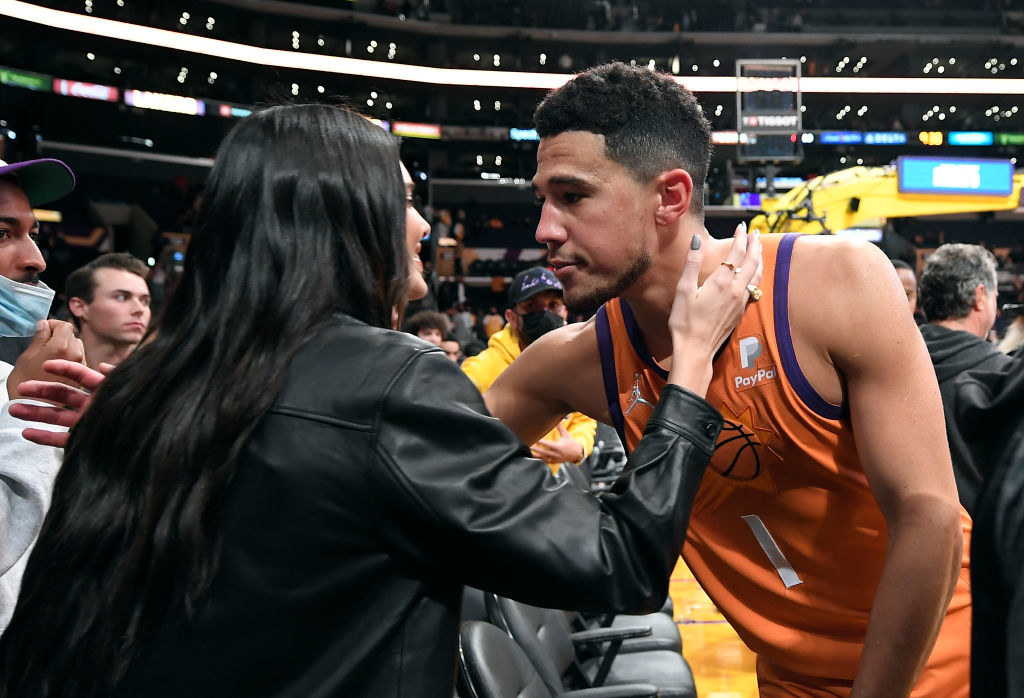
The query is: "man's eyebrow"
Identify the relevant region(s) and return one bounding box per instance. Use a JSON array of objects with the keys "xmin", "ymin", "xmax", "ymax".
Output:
[
  {"xmin": 0, "ymin": 216, "xmax": 38, "ymax": 228},
  {"xmin": 532, "ymin": 175, "xmax": 593, "ymax": 193}
]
